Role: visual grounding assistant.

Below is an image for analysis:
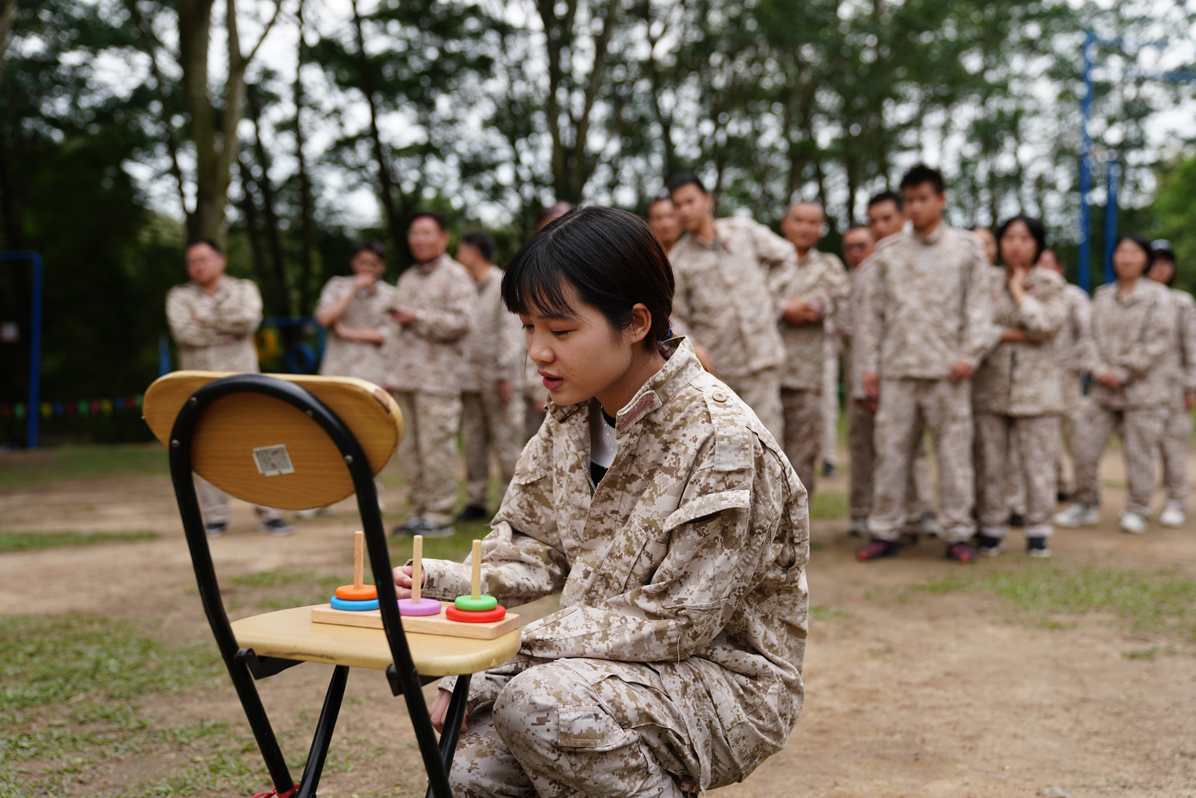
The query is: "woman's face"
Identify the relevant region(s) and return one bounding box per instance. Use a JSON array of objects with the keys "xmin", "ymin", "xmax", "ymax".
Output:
[
  {"xmin": 520, "ymin": 282, "xmax": 640, "ymax": 411},
  {"xmin": 1113, "ymin": 240, "xmax": 1150, "ymax": 282},
  {"xmin": 998, "ymin": 221, "xmax": 1037, "ymax": 270}
]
